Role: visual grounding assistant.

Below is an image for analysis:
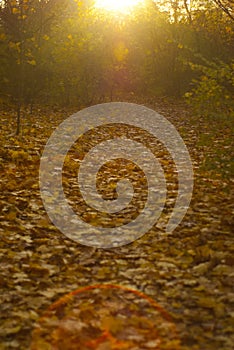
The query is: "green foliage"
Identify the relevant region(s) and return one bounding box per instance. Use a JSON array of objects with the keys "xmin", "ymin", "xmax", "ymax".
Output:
[{"xmin": 185, "ymin": 59, "xmax": 234, "ymax": 118}]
